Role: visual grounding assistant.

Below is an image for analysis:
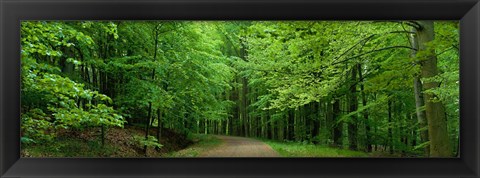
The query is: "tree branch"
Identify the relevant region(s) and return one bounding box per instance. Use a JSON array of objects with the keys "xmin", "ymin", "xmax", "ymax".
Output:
[
  {"xmin": 333, "ymin": 30, "xmax": 417, "ymax": 63},
  {"xmin": 332, "ymin": 46, "xmax": 417, "ymax": 65}
]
